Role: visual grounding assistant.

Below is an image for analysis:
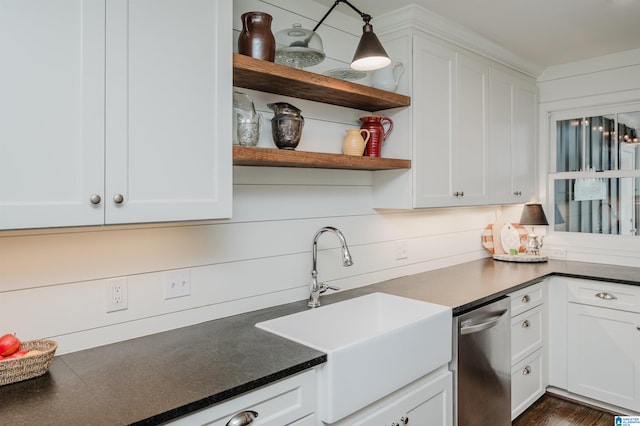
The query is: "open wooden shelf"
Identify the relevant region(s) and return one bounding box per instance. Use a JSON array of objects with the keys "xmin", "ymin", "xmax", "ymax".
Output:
[
  {"xmin": 233, "ymin": 146, "xmax": 411, "ymax": 171},
  {"xmin": 233, "ymin": 54, "xmax": 411, "ymax": 112}
]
